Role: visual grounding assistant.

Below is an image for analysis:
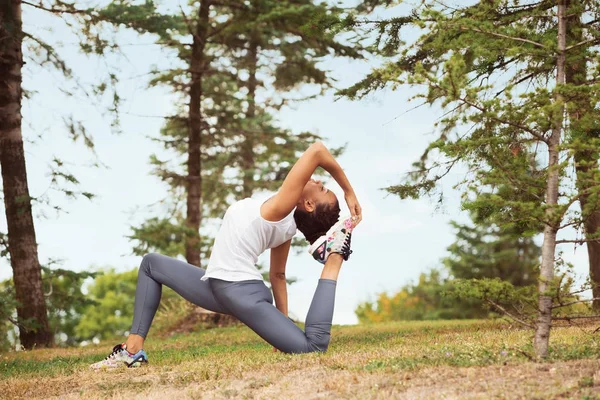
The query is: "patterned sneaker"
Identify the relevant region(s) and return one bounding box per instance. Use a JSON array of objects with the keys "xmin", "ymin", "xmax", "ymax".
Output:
[
  {"xmin": 308, "ymin": 216, "xmax": 354, "ymax": 264},
  {"xmin": 89, "ymin": 343, "xmax": 148, "ymax": 370}
]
